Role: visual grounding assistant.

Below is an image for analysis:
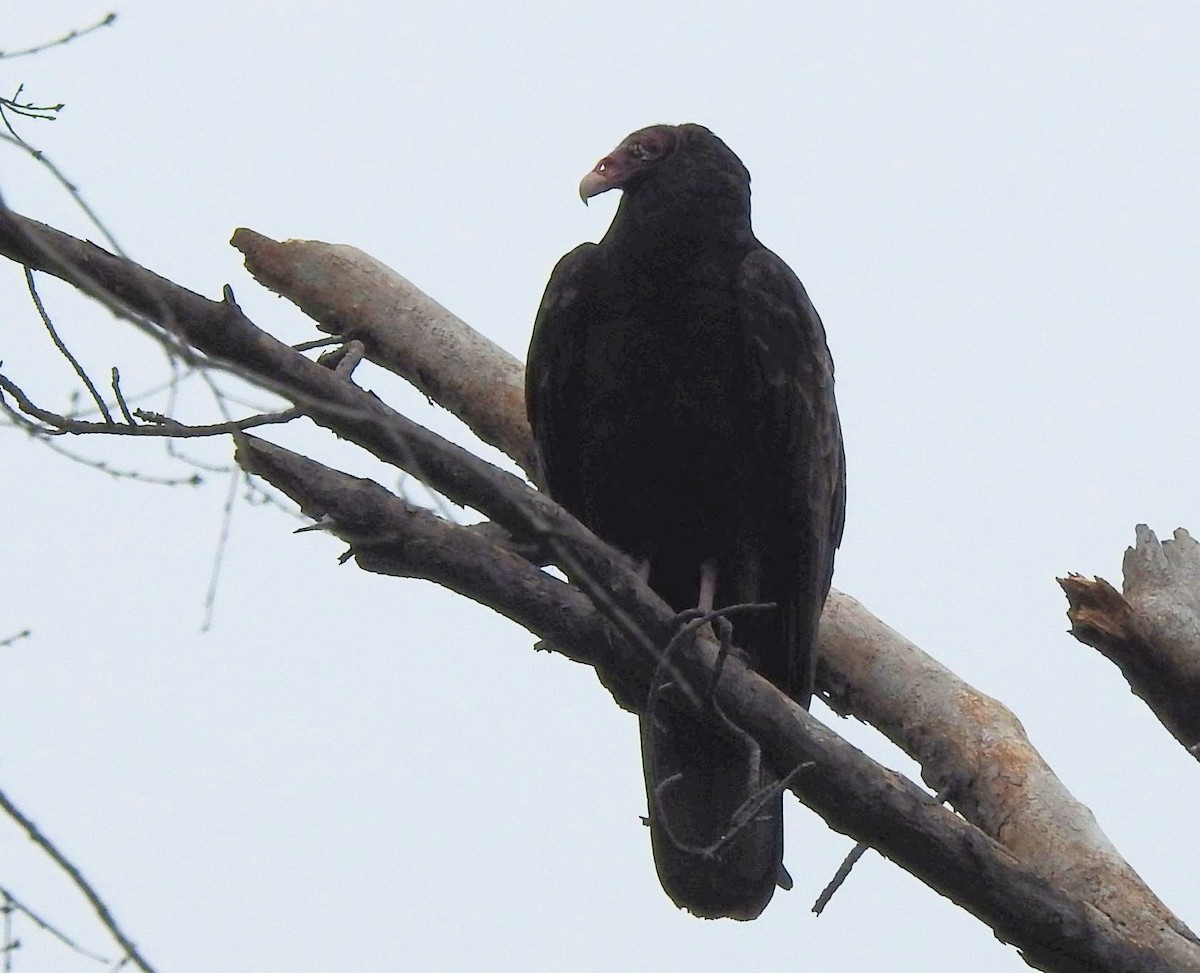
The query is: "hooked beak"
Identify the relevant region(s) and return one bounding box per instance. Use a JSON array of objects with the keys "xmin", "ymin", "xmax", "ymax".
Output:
[{"xmin": 579, "ymin": 161, "xmax": 617, "ymax": 204}]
